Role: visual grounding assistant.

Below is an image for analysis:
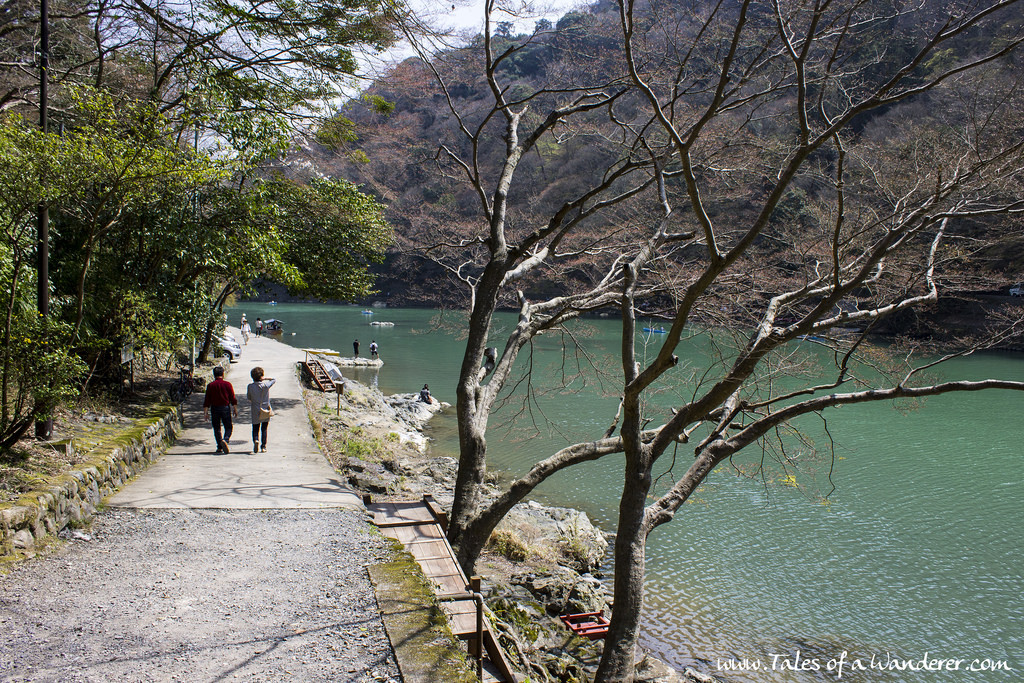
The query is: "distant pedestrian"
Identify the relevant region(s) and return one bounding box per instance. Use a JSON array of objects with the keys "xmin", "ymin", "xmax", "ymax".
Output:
[
  {"xmin": 353, "ymin": 339, "xmax": 360, "ymax": 356},
  {"xmin": 203, "ymin": 366, "xmax": 237, "ymax": 453},
  {"xmin": 419, "ymin": 383, "xmax": 432, "ymax": 404},
  {"xmin": 369, "ymin": 340, "xmax": 378, "ymax": 359},
  {"xmin": 246, "ymin": 366, "xmax": 276, "ymax": 453},
  {"xmin": 240, "ymin": 319, "xmax": 251, "ymax": 344},
  {"xmin": 255, "ymin": 318, "xmax": 263, "ymax": 337}
]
